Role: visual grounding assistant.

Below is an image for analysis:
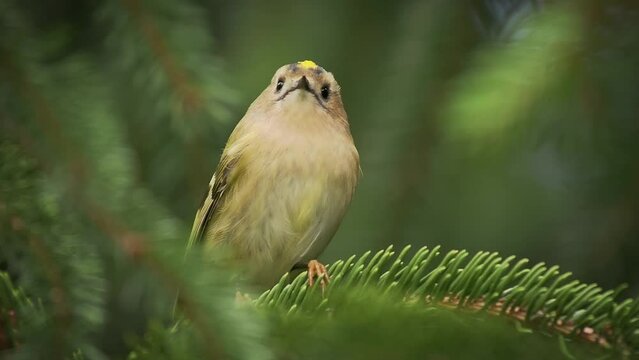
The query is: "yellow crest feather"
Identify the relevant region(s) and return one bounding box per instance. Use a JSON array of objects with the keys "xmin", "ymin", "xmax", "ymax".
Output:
[{"xmin": 298, "ymin": 60, "xmax": 317, "ymax": 69}]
